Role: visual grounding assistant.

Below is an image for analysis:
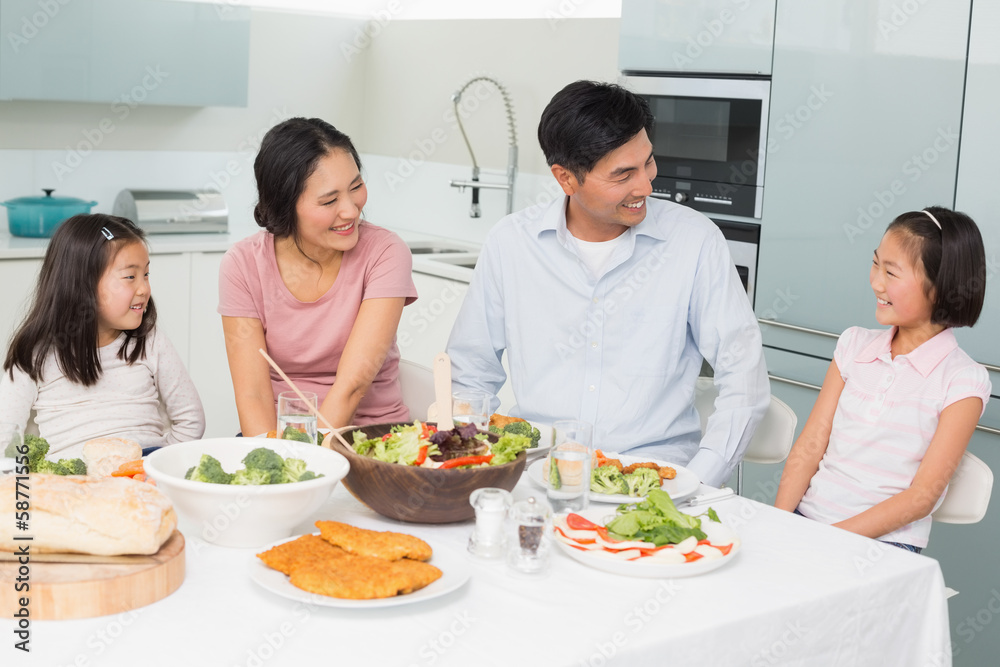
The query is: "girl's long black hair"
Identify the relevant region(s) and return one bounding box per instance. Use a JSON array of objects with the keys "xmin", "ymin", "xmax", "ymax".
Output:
[{"xmin": 3, "ymin": 214, "xmax": 157, "ymax": 386}]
